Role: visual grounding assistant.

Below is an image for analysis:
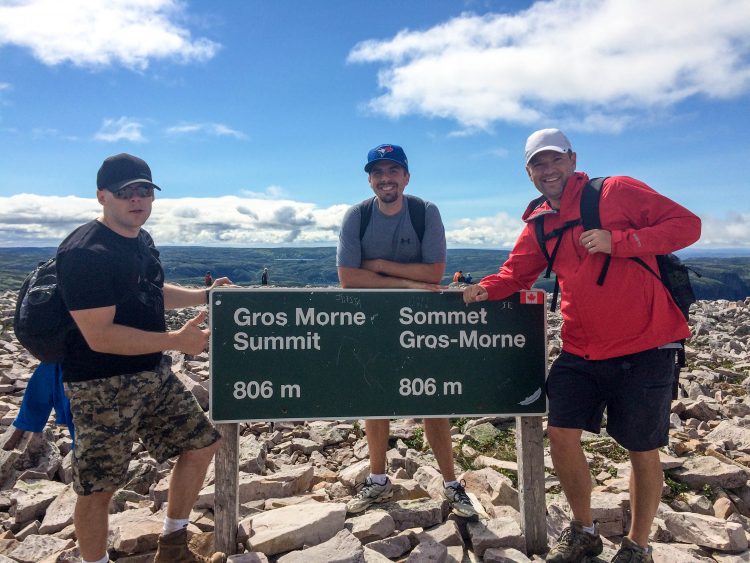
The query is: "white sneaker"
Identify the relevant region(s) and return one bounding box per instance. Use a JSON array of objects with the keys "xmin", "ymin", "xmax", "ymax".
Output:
[
  {"xmin": 442, "ymin": 481, "xmax": 479, "ymax": 519},
  {"xmin": 346, "ymin": 477, "xmax": 394, "ymax": 514}
]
